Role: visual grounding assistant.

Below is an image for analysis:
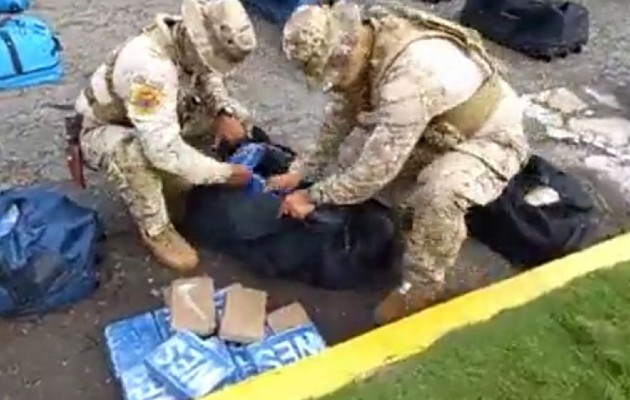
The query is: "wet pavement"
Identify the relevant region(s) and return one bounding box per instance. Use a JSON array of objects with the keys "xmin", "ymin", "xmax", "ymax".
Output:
[{"xmin": 1, "ymin": 0, "xmax": 629, "ymax": 399}]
